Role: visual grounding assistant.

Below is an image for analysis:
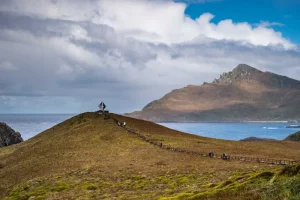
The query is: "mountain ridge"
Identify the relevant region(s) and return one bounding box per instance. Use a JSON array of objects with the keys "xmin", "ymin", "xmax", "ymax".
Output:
[
  {"xmin": 213, "ymin": 64, "xmax": 300, "ymax": 89},
  {"xmin": 127, "ymin": 64, "xmax": 300, "ymax": 122}
]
